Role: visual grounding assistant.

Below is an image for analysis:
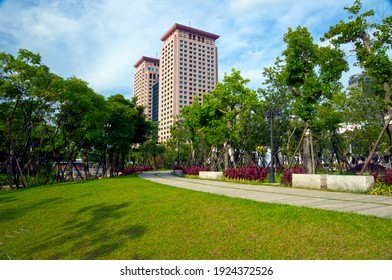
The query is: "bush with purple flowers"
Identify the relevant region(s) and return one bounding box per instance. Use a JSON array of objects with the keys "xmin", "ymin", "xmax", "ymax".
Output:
[
  {"xmin": 224, "ymin": 166, "xmax": 268, "ymax": 182},
  {"xmin": 281, "ymin": 166, "xmax": 305, "ymax": 186}
]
